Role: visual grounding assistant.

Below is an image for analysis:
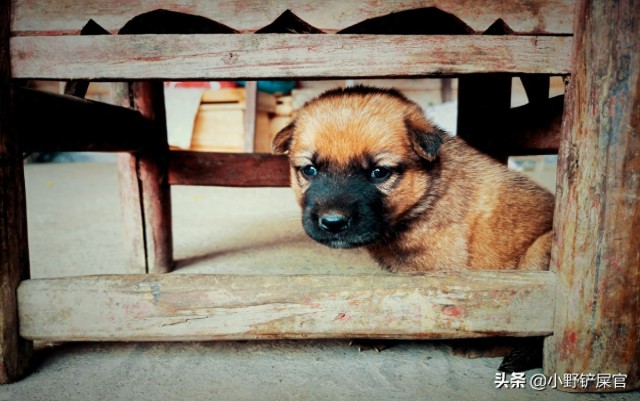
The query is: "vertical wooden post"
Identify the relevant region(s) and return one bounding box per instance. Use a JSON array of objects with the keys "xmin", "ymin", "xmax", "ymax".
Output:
[
  {"xmin": 132, "ymin": 82, "xmax": 173, "ymax": 274},
  {"xmin": 114, "ymin": 82, "xmax": 173, "ymax": 274},
  {"xmin": 543, "ymin": 0, "xmax": 640, "ymax": 392},
  {"xmin": 0, "ymin": 0, "xmax": 32, "ymax": 383}
]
